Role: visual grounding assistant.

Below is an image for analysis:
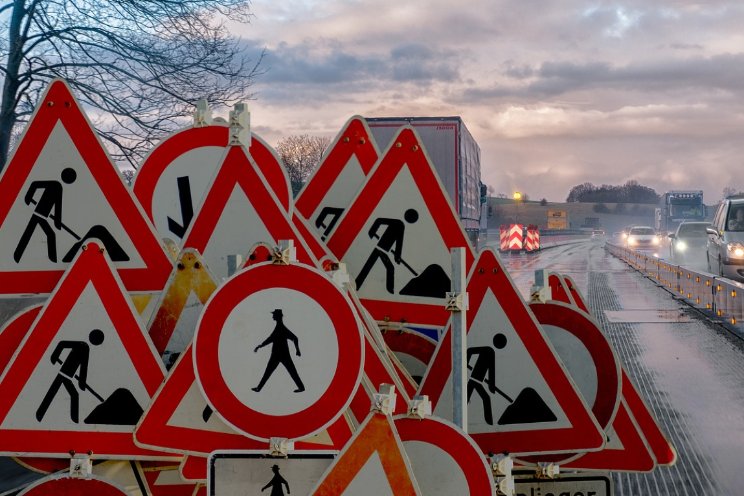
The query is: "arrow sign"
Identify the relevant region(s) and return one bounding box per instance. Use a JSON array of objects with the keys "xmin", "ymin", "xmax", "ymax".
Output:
[
  {"xmin": 167, "ymin": 176, "xmax": 195, "ymax": 239},
  {"xmin": 134, "ymin": 125, "xmax": 292, "ymax": 246}
]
